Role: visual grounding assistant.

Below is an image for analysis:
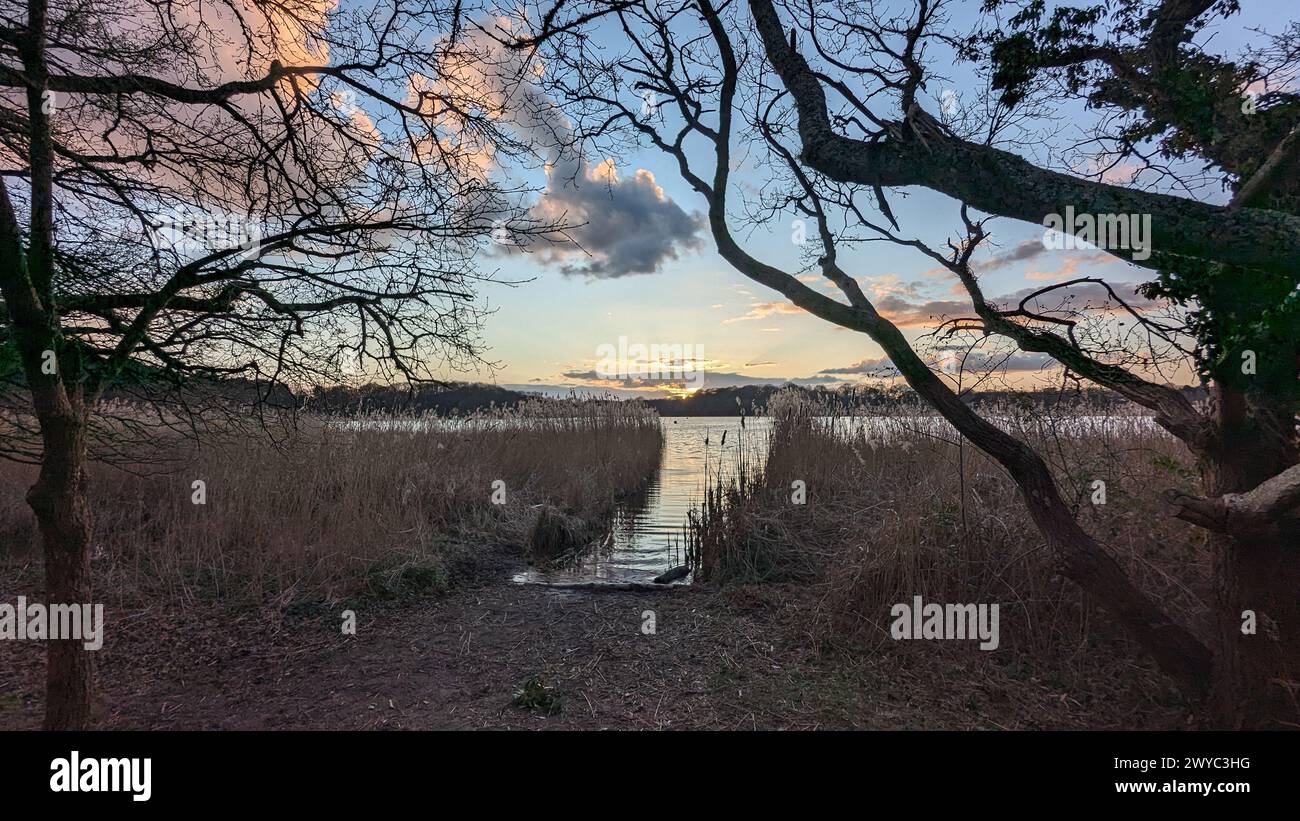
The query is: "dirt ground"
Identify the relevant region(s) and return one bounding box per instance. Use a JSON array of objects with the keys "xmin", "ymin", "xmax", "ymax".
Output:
[{"xmin": 0, "ymin": 558, "xmax": 1196, "ymax": 730}]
